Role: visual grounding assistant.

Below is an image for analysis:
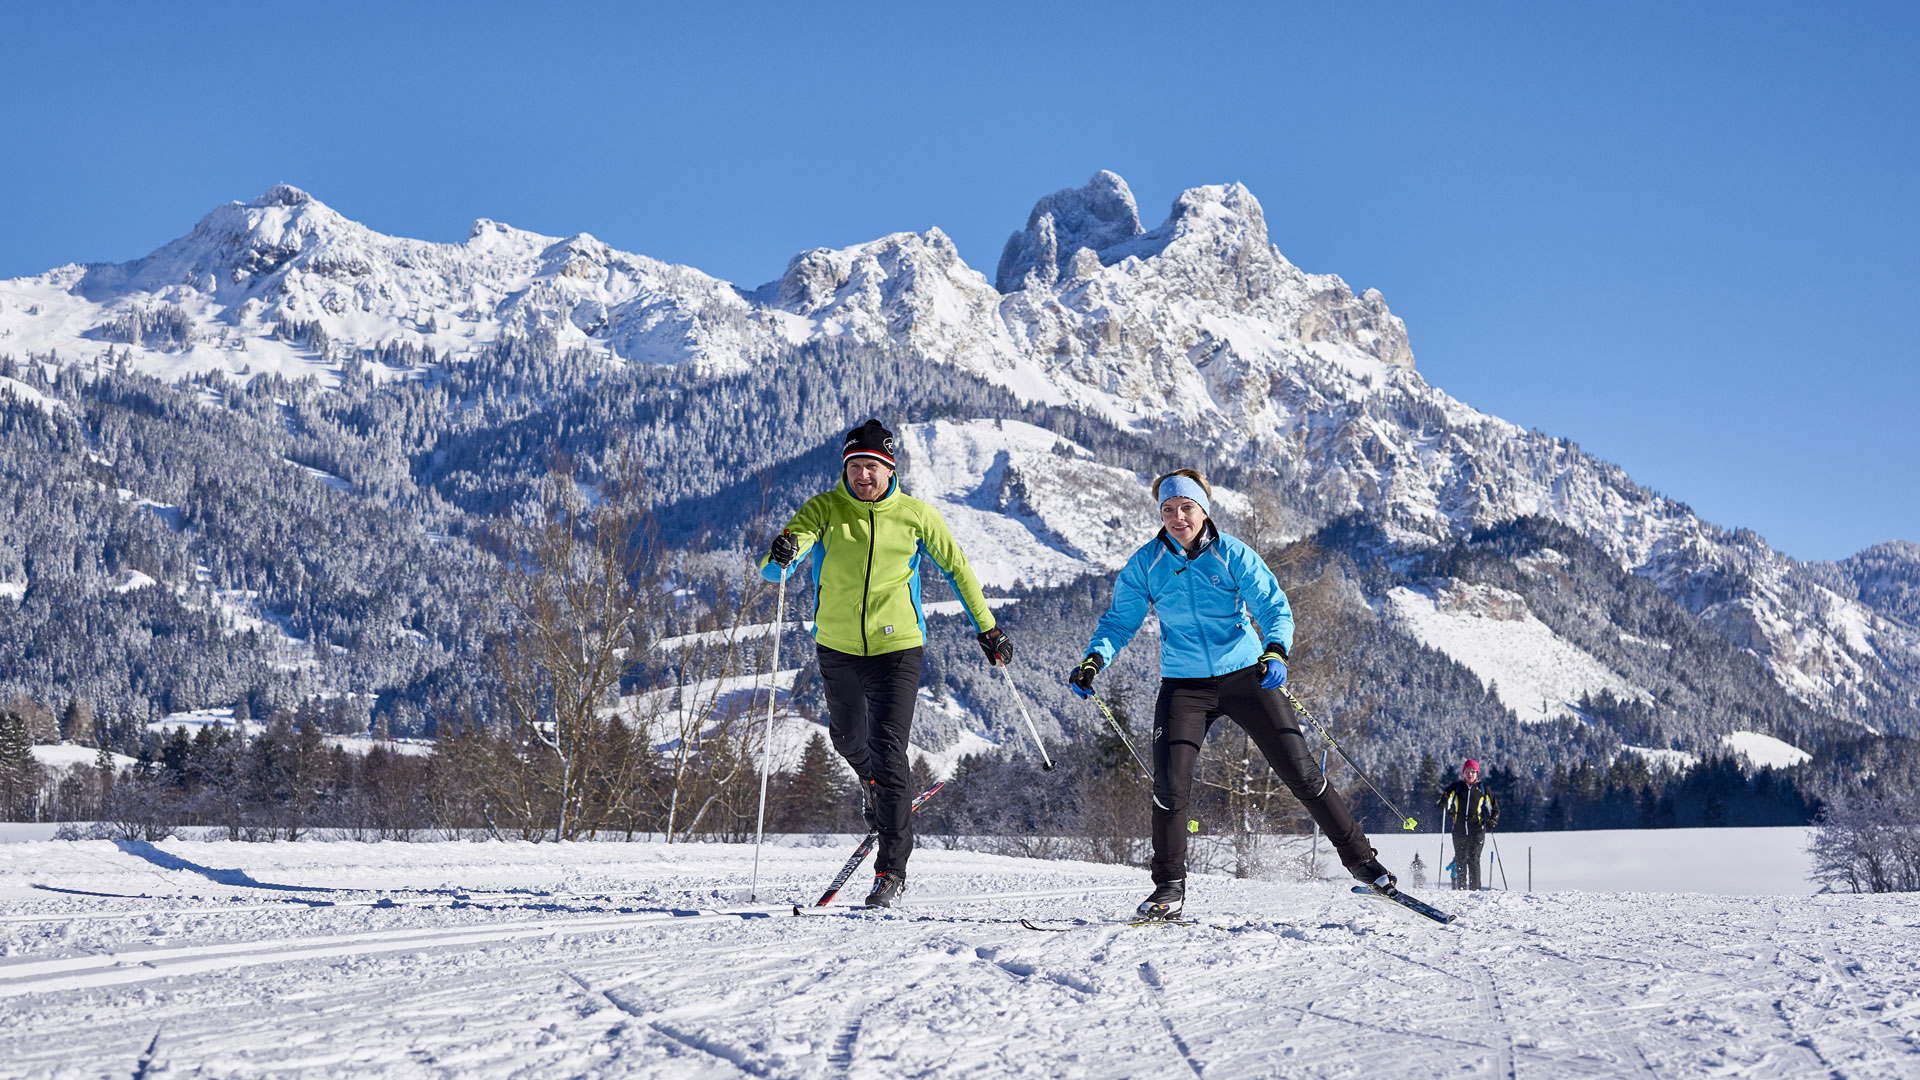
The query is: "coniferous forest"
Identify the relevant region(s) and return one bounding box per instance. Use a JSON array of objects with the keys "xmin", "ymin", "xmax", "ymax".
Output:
[{"xmin": 3, "ymin": 332, "xmax": 1915, "ymax": 886}]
